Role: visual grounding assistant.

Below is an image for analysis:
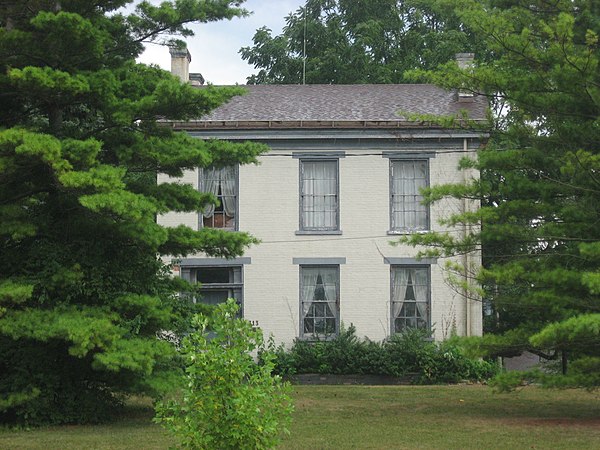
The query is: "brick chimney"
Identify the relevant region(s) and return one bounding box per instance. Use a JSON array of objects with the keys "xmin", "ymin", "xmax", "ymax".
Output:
[
  {"xmin": 189, "ymin": 73, "xmax": 205, "ymax": 86},
  {"xmin": 455, "ymin": 53, "xmax": 475, "ymax": 102},
  {"xmin": 169, "ymin": 46, "xmax": 191, "ymax": 83},
  {"xmin": 456, "ymin": 53, "xmax": 475, "ymax": 70},
  {"xmin": 169, "ymin": 46, "xmax": 205, "ymax": 85}
]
